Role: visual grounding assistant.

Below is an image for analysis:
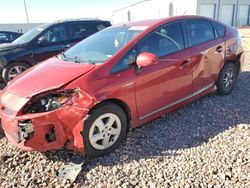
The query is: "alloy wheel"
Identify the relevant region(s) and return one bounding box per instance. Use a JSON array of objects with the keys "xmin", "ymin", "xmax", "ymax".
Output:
[
  {"xmin": 88, "ymin": 113, "xmax": 122, "ymax": 150},
  {"xmin": 223, "ymin": 68, "xmax": 235, "ymax": 90},
  {"xmin": 8, "ymin": 65, "xmax": 28, "ymax": 80}
]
